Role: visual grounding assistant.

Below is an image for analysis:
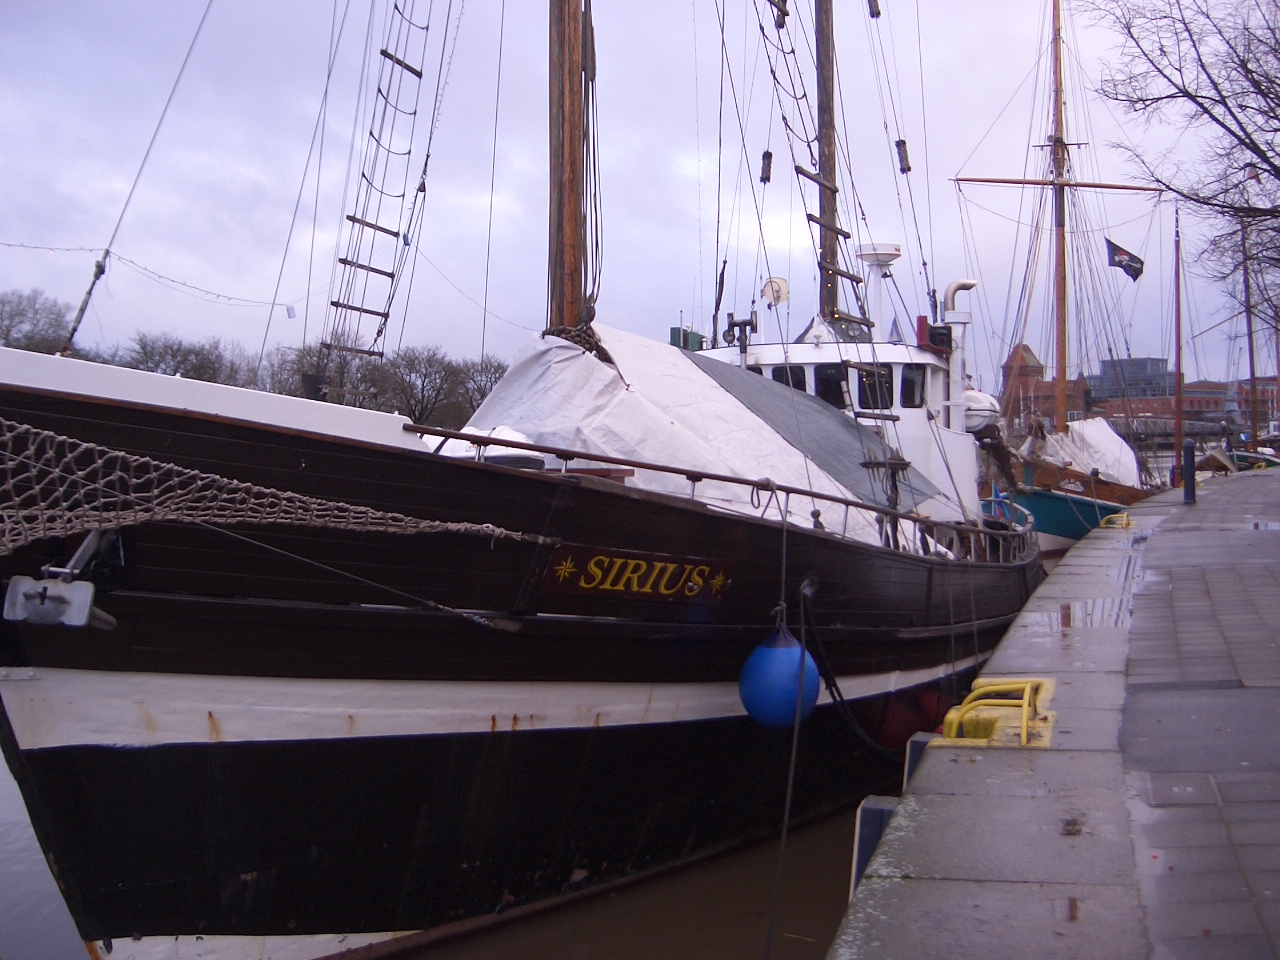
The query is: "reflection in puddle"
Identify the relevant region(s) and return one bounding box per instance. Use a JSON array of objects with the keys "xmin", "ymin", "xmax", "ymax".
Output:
[
  {"xmin": 1021, "ymin": 598, "xmax": 1131, "ymax": 631},
  {"xmin": 1112, "ymin": 552, "xmax": 1145, "ymax": 585}
]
